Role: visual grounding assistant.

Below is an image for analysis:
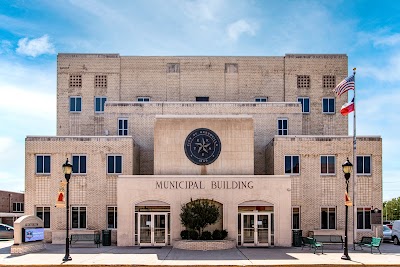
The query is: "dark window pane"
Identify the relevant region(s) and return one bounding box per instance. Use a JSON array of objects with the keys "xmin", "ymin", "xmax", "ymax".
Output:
[
  {"xmin": 72, "ymin": 208, "xmax": 78, "ymax": 228},
  {"xmin": 304, "ymin": 98, "xmax": 310, "ymax": 112},
  {"xmin": 80, "ymin": 156, "xmax": 86, "ymax": 173},
  {"xmin": 119, "ymin": 119, "xmax": 123, "ymax": 129},
  {"xmin": 323, "ymin": 99, "xmax": 327, "ymax": 112},
  {"xmin": 321, "ymin": 156, "xmax": 327, "ymax": 173},
  {"xmin": 70, "ymin": 98, "xmax": 75, "ymax": 111},
  {"xmin": 80, "ymin": 209, "xmax": 86, "ymax": 228},
  {"xmin": 116, "ymin": 156, "xmax": 122, "ymax": 173},
  {"xmin": 328, "ymin": 156, "xmax": 335, "ymax": 173},
  {"xmin": 44, "ymin": 156, "xmax": 51, "ymax": 173},
  {"xmin": 365, "ymin": 210, "xmax": 371, "ymax": 229},
  {"xmin": 329, "ymin": 99, "xmax": 334, "ymax": 112},
  {"xmin": 108, "ymin": 156, "xmax": 114, "ymax": 173},
  {"xmin": 278, "ymin": 120, "xmax": 282, "ymax": 129},
  {"xmin": 293, "ymin": 156, "xmax": 299, "ymax": 173},
  {"xmin": 196, "ymin": 96, "xmax": 209, "ymax": 102},
  {"xmin": 357, "ymin": 209, "xmax": 363, "ymax": 229},
  {"xmin": 328, "ymin": 209, "xmax": 335, "ymax": 229},
  {"xmin": 321, "ymin": 209, "xmax": 327, "ymax": 229},
  {"xmin": 72, "ymin": 156, "xmax": 79, "ymax": 173},
  {"xmin": 124, "ymin": 120, "xmax": 128, "ymax": 129},
  {"xmin": 76, "ymin": 98, "xmax": 81, "ymax": 111},
  {"xmin": 37, "ymin": 156, "xmax": 43, "ymax": 173},
  {"xmin": 95, "ymin": 98, "xmax": 101, "ymax": 112},
  {"xmin": 283, "ymin": 120, "xmax": 287, "ymax": 129},
  {"xmin": 44, "ymin": 210, "xmax": 50, "ymax": 228},
  {"xmin": 285, "ymin": 156, "xmax": 291, "ymax": 174},
  {"xmin": 364, "ymin": 157, "xmax": 371, "ymax": 173},
  {"xmin": 357, "ymin": 156, "xmax": 363, "ymax": 173}
]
